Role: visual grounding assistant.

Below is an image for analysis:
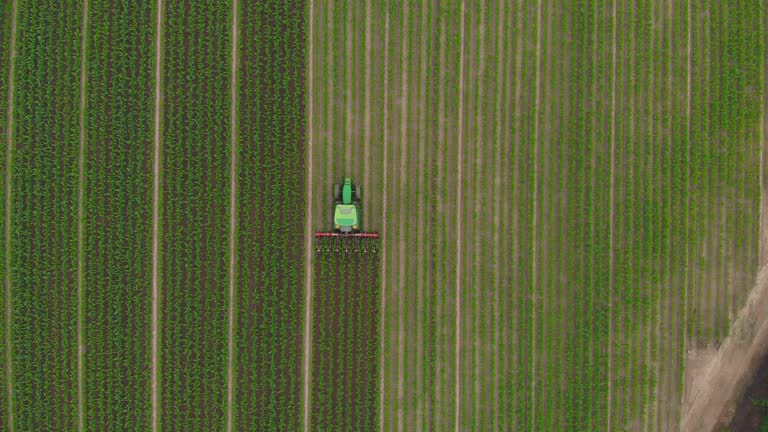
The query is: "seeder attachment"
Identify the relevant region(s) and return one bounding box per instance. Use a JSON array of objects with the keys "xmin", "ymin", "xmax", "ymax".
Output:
[{"xmin": 314, "ymin": 232, "xmax": 380, "ymax": 253}]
